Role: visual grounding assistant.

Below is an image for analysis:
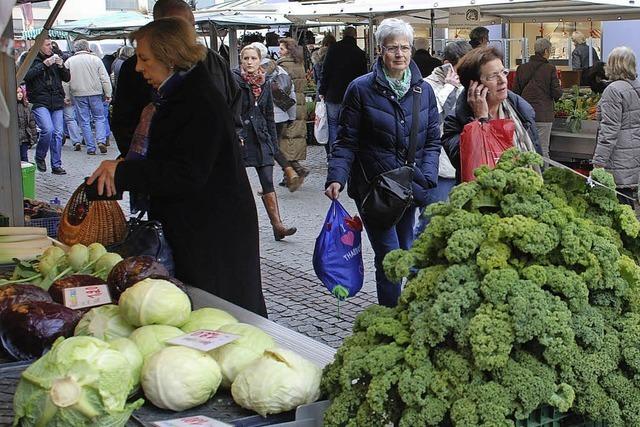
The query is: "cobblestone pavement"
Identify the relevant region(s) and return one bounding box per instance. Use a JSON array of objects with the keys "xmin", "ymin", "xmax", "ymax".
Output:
[{"xmin": 31, "ymin": 139, "xmax": 380, "ymax": 348}]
